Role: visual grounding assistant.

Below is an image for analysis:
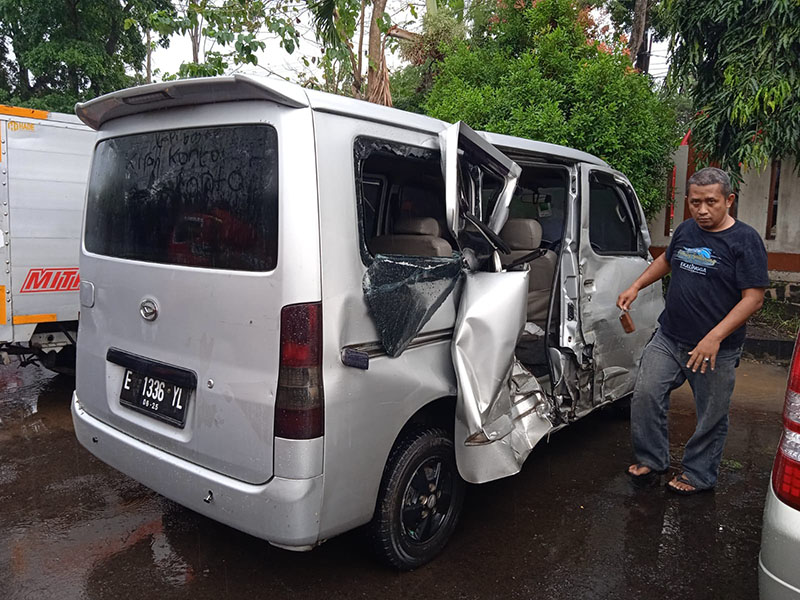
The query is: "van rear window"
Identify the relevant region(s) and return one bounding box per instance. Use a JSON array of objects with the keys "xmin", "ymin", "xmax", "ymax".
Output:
[{"xmin": 85, "ymin": 125, "xmax": 278, "ymax": 271}]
